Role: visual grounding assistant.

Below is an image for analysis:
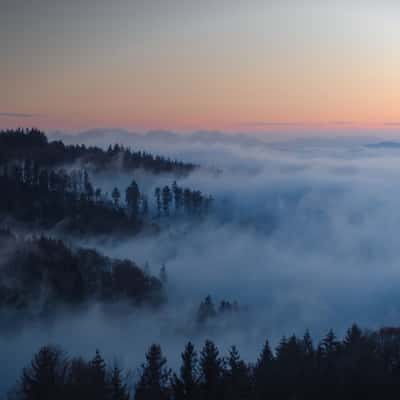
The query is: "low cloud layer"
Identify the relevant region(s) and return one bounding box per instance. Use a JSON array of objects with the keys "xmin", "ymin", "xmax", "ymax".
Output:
[{"xmin": 3, "ymin": 131, "xmax": 400, "ymax": 395}]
